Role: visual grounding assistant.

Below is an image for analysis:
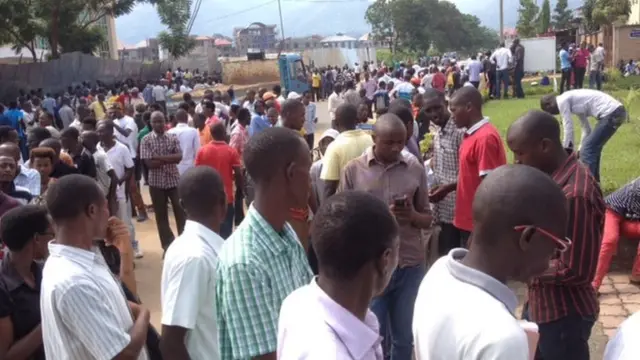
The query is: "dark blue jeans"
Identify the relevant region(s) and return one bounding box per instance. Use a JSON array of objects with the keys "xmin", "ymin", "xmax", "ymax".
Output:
[
  {"xmin": 580, "ymin": 106, "xmax": 626, "ymax": 182},
  {"xmin": 495, "ymin": 69, "xmax": 510, "ymax": 98},
  {"xmin": 522, "ymin": 303, "xmax": 595, "ymax": 360},
  {"xmin": 370, "ymin": 264, "xmax": 425, "ymax": 360},
  {"xmin": 221, "ymin": 204, "xmax": 234, "ymax": 239},
  {"xmin": 514, "ymin": 68, "xmax": 525, "ymax": 98}
]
